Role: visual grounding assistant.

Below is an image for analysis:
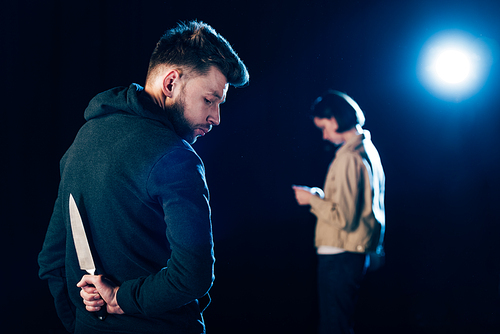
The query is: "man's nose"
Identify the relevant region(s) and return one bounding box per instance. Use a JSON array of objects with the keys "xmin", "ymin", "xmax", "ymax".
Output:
[{"xmin": 208, "ymin": 106, "xmax": 220, "ymax": 126}]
